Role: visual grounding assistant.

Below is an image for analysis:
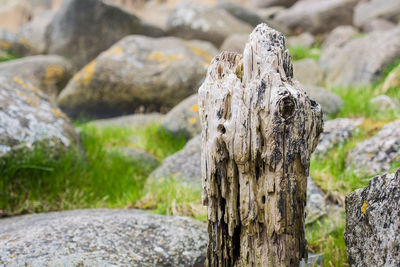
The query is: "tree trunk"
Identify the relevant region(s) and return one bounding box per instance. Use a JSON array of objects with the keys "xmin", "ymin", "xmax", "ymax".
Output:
[{"xmin": 198, "ymin": 24, "xmax": 323, "ymax": 267}]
